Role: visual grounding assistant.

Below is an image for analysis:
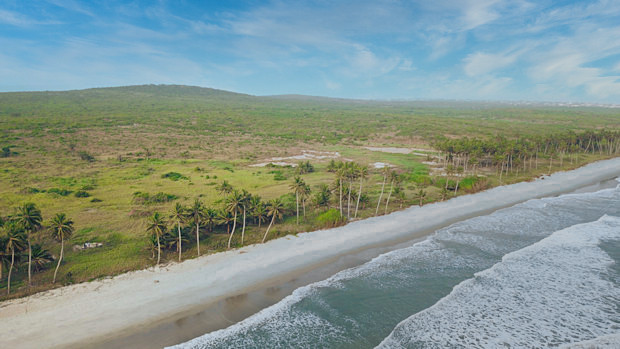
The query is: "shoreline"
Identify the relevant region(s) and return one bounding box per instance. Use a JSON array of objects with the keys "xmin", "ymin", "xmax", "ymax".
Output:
[{"xmin": 1, "ymin": 157, "xmax": 619, "ymax": 349}]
